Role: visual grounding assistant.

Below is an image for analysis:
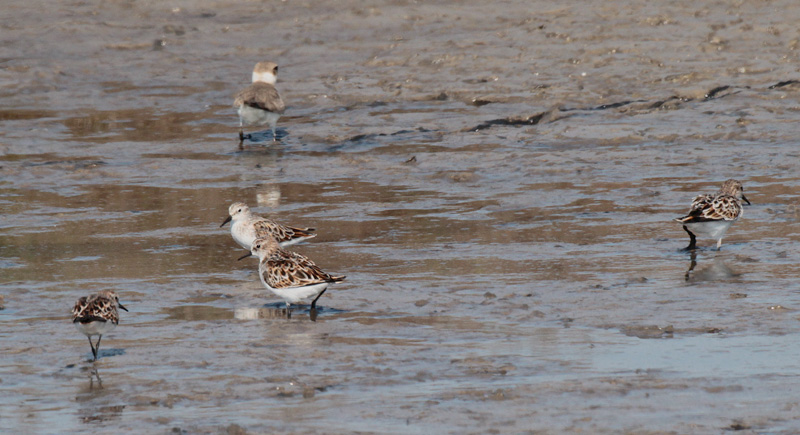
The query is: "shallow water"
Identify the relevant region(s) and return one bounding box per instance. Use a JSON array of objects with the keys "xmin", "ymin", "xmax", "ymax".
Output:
[{"xmin": 3, "ymin": 0, "xmax": 800, "ymax": 433}]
